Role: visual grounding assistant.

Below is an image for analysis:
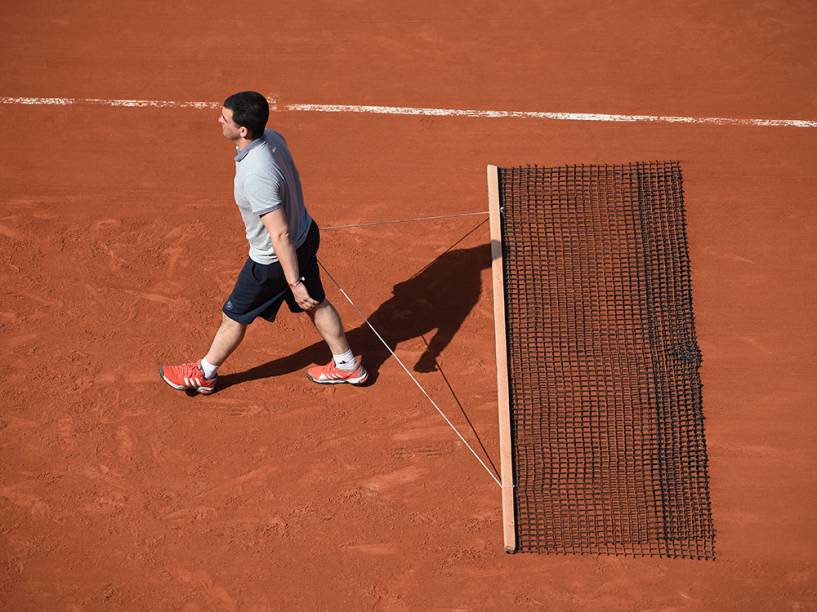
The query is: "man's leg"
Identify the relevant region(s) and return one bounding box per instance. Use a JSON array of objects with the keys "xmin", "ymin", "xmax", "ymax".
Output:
[
  {"xmin": 305, "ymin": 299, "xmax": 368, "ymax": 385},
  {"xmin": 205, "ymin": 312, "xmax": 247, "ymax": 367},
  {"xmin": 160, "ymin": 312, "xmax": 247, "ymax": 395},
  {"xmin": 307, "ymin": 300, "xmax": 349, "ymax": 355}
]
